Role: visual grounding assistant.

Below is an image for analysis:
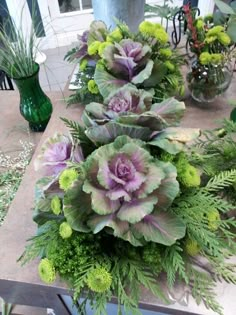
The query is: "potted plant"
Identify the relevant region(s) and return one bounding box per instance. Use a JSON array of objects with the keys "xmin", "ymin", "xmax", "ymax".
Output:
[
  {"xmin": 184, "ymin": 3, "xmax": 235, "ymax": 103},
  {"xmin": 0, "ymin": 13, "xmax": 52, "ymax": 132},
  {"xmin": 65, "ymin": 20, "xmax": 185, "ymax": 106}
]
